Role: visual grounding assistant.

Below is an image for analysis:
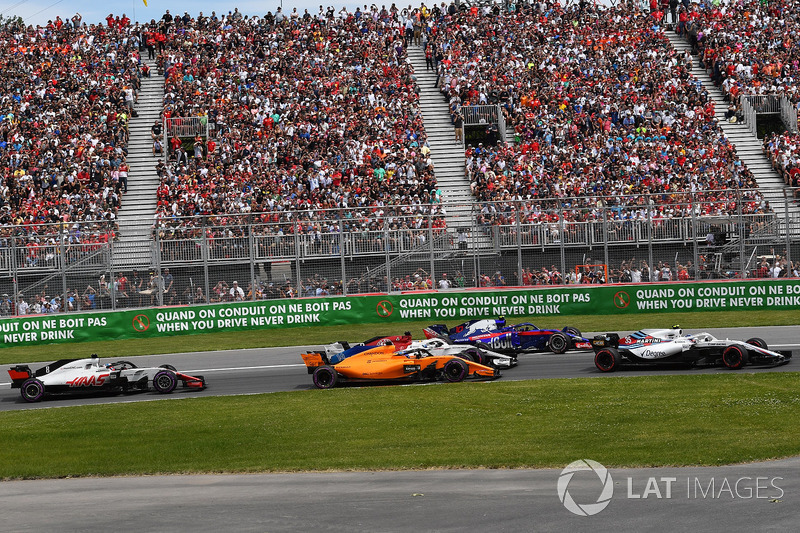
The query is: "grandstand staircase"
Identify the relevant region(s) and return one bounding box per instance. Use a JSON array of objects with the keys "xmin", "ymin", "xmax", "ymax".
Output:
[
  {"xmin": 113, "ymin": 57, "xmax": 162, "ymax": 270},
  {"xmin": 667, "ymin": 32, "xmax": 800, "ymax": 233},
  {"xmin": 407, "ymin": 46, "xmax": 493, "ymax": 251}
]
